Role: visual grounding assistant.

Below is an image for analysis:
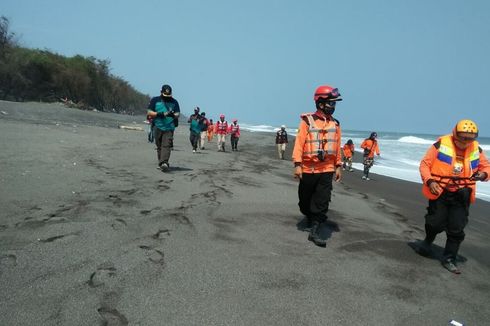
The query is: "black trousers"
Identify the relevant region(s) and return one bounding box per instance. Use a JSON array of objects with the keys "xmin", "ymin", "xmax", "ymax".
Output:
[
  {"xmin": 189, "ymin": 131, "xmax": 200, "ymax": 150},
  {"xmin": 231, "ymin": 135, "xmax": 239, "ymax": 150},
  {"xmin": 424, "ymin": 189, "xmax": 470, "ymax": 260},
  {"xmin": 155, "ymin": 129, "xmax": 174, "ymax": 165},
  {"xmin": 298, "ymin": 172, "xmax": 334, "ymax": 223}
]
